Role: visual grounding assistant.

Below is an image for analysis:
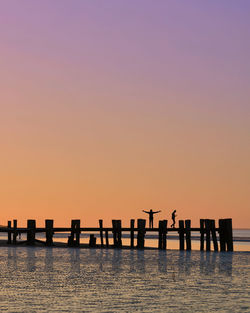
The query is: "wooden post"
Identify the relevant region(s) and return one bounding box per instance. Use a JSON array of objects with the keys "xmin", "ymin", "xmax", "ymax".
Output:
[
  {"xmin": 45, "ymin": 219, "xmax": 54, "ymax": 246},
  {"xmin": 179, "ymin": 220, "xmax": 184, "ymax": 250},
  {"xmin": 13, "ymin": 220, "xmax": 17, "ymax": 244},
  {"xmin": 158, "ymin": 220, "xmax": 163, "ymax": 249},
  {"xmin": 205, "ymin": 219, "xmax": 211, "ymax": 251},
  {"xmin": 99, "ymin": 220, "xmax": 104, "ymax": 247},
  {"xmin": 117, "ymin": 220, "xmax": 122, "ymax": 248},
  {"xmin": 7, "ymin": 221, "xmax": 11, "ymax": 244},
  {"xmin": 219, "ymin": 219, "xmax": 226, "ymax": 251},
  {"xmin": 137, "ymin": 219, "xmax": 146, "ymax": 249},
  {"xmin": 67, "ymin": 235, "xmax": 74, "ymax": 246},
  {"xmin": 27, "ymin": 220, "xmax": 36, "ymax": 245},
  {"xmin": 112, "ymin": 220, "xmax": 117, "ymax": 247},
  {"xmin": 225, "ymin": 218, "xmax": 233, "ymax": 252},
  {"xmin": 200, "ymin": 219, "xmax": 205, "ymax": 251},
  {"xmin": 105, "ymin": 230, "xmax": 109, "ymax": 247},
  {"xmin": 68, "ymin": 220, "xmax": 75, "ymax": 246},
  {"xmin": 68, "ymin": 219, "xmax": 80, "ymax": 247},
  {"xmin": 130, "ymin": 219, "xmax": 135, "ymax": 248},
  {"xmin": 89, "ymin": 234, "xmax": 96, "ymax": 247},
  {"xmin": 75, "ymin": 220, "xmax": 80, "ymax": 246},
  {"xmin": 210, "ymin": 219, "xmax": 218, "ymax": 251},
  {"xmin": 162, "ymin": 220, "xmax": 168, "ymax": 250},
  {"xmin": 185, "ymin": 219, "xmax": 191, "ymax": 250}
]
